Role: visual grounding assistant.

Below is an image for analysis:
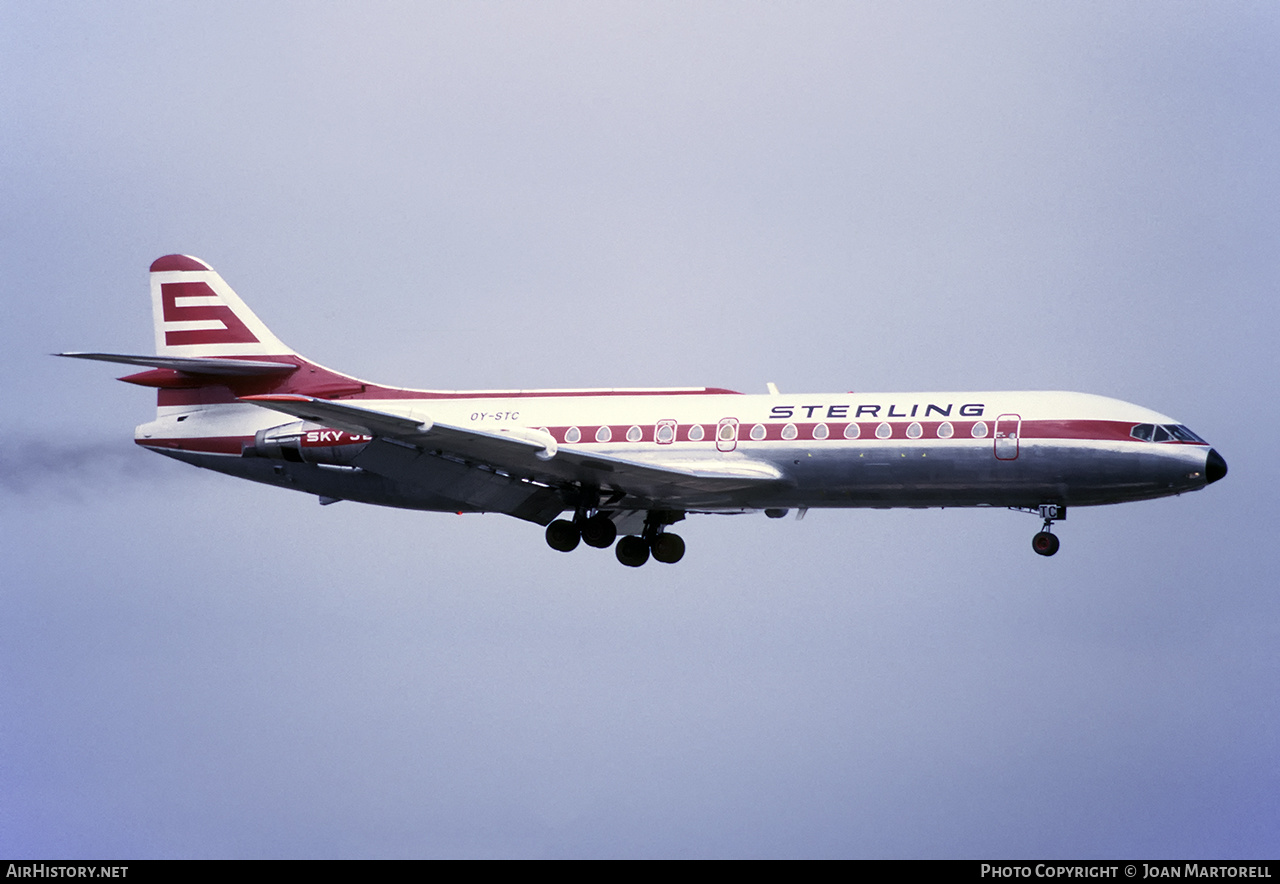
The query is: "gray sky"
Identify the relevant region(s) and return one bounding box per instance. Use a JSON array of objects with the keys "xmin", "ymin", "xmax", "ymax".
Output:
[{"xmin": 2, "ymin": 1, "xmax": 1276, "ymax": 858}]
